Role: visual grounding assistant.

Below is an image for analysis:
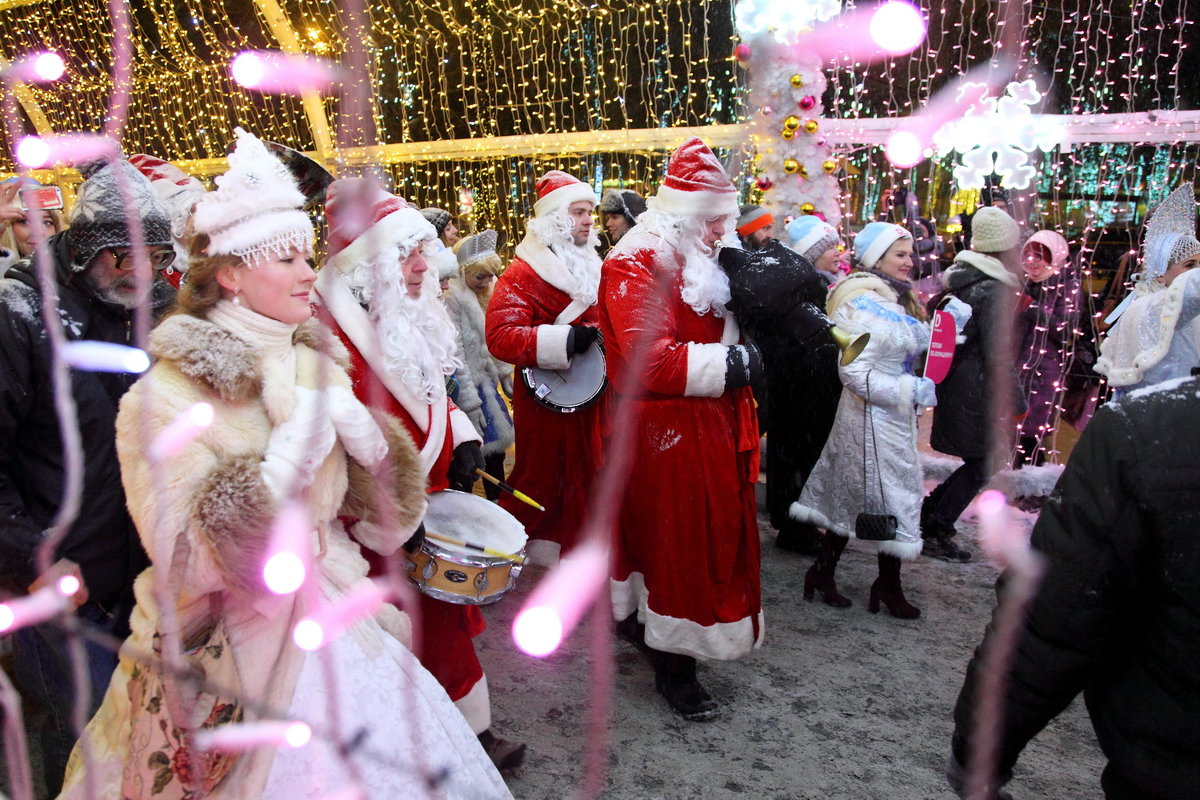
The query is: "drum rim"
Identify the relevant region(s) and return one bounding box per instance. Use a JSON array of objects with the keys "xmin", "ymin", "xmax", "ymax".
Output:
[{"xmin": 519, "ymin": 340, "xmax": 608, "ymax": 412}]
